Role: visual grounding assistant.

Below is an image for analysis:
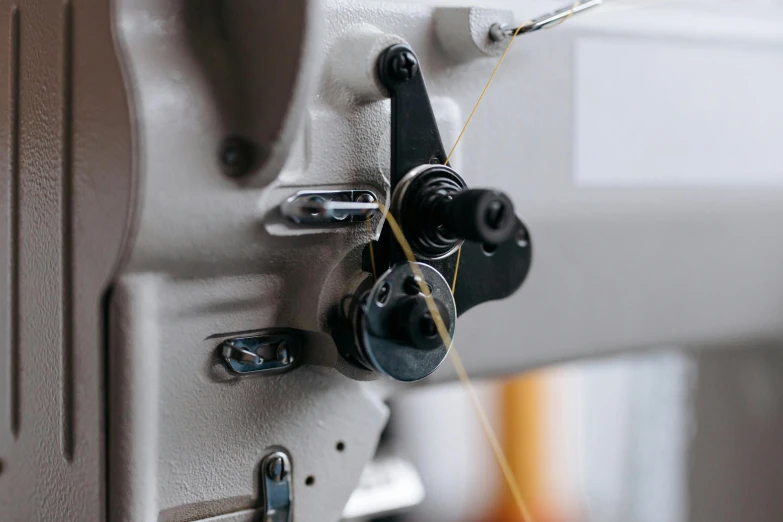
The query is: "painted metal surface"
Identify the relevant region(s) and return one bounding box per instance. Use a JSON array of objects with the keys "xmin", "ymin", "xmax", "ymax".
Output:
[{"xmin": 2, "ymin": 0, "xmax": 783, "ymax": 521}]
